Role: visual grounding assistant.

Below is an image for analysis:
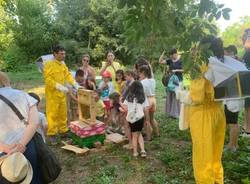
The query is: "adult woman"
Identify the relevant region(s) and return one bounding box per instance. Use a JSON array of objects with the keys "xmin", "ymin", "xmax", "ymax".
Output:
[
  {"xmin": 100, "ymin": 50, "xmax": 122, "ymax": 85},
  {"xmin": 79, "ymin": 53, "xmax": 96, "ymax": 84},
  {"xmin": 0, "ymin": 72, "xmax": 41, "ymax": 183},
  {"xmin": 159, "ymin": 48, "xmax": 183, "ymax": 118},
  {"xmin": 186, "ymin": 36, "xmax": 226, "ymax": 183}
]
